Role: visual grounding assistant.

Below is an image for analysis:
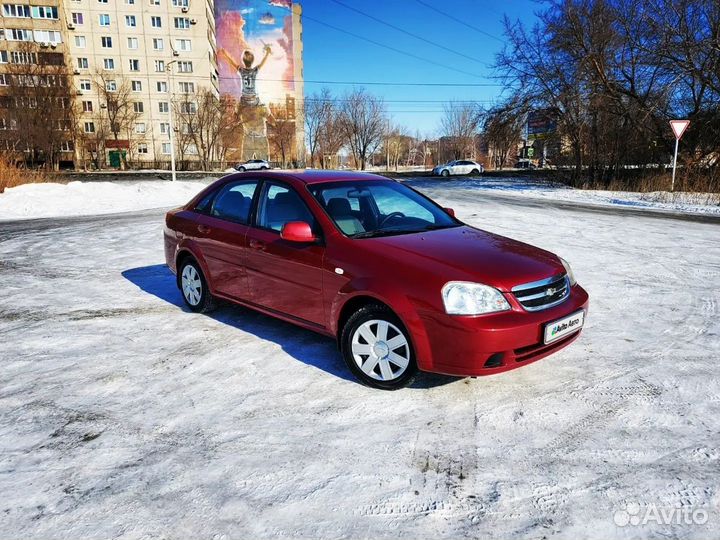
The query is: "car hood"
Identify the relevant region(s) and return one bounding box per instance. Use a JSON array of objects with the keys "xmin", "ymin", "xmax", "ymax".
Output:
[{"xmin": 363, "ymin": 225, "xmax": 565, "ymax": 292}]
